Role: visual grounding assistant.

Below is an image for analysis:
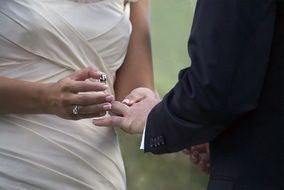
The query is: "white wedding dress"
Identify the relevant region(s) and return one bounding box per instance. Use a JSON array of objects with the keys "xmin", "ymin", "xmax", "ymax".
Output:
[{"xmin": 0, "ymin": 0, "xmax": 136, "ymax": 189}]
